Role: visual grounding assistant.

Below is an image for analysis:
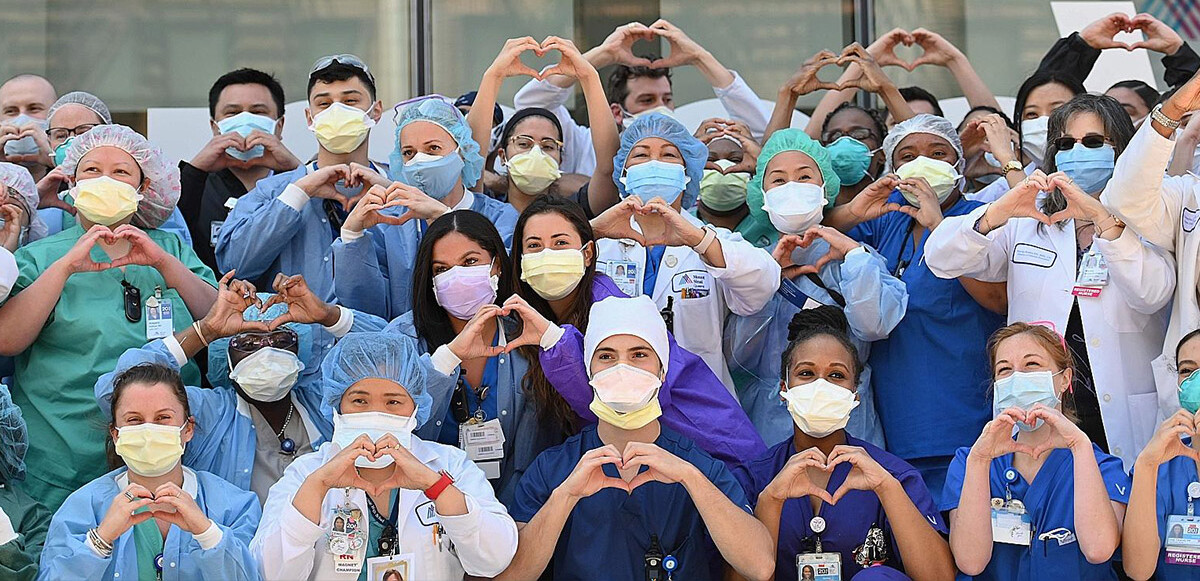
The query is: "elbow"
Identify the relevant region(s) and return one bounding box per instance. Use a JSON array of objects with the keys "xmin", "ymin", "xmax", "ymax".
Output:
[
  {"xmin": 954, "ymin": 556, "xmax": 989, "ymax": 577},
  {"xmin": 1082, "ymin": 541, "xmax": 1118, "ymax": 565}
]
